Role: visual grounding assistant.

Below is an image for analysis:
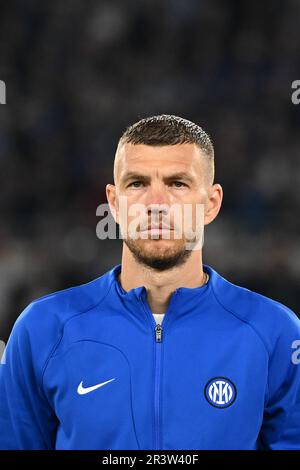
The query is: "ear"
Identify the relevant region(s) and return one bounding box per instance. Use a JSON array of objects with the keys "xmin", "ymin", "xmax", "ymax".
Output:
[
  {"xmin": 204, "ymin": 184, "xmax": 223, "ymax": 226},
  {"xmin": 106, "ymin": 184, "xmax": 119, "ymax": 224}
]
